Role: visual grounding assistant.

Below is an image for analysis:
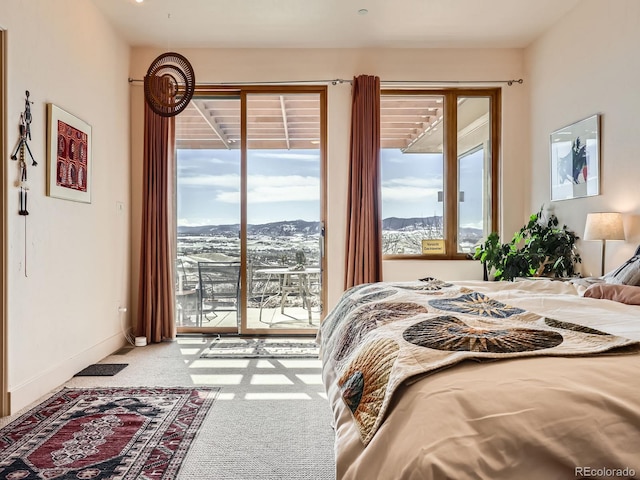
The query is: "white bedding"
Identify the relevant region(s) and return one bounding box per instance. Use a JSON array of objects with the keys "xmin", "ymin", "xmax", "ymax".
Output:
[{"xmin": 320, "ymin": 279, "xmax": 640, "ymax": 480}]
